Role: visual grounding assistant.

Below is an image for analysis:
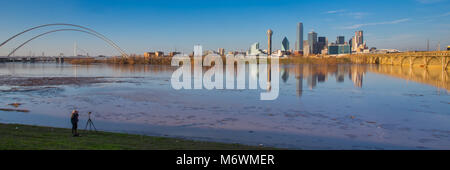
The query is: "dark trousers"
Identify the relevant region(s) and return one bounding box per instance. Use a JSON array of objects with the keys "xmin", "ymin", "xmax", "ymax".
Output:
[{"xmin": 71, "ymin": 122, "xmax": 78, "ymax": 134}]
